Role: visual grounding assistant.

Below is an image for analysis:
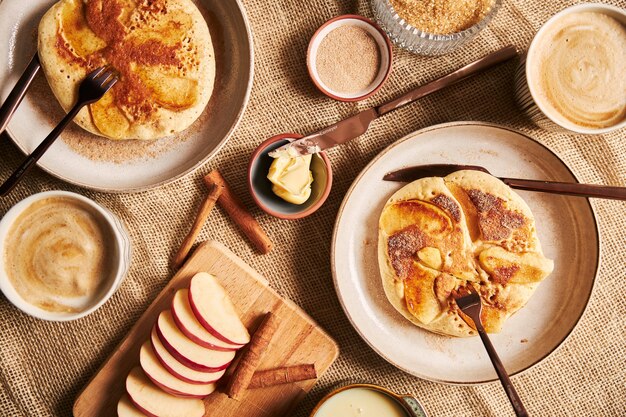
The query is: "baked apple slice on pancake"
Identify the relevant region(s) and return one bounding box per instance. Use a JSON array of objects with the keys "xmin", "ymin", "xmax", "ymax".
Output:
[
  {"xmin": 58, "ymin": 0, "xmax": 106, "ymax": 58},
  {"xmin": 88, "ymin": 90, "xmax": 131, "ymax": 140},
  {"xmin": 136, "ymin": 65, "xmax": 199, "ymax": 111}
]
